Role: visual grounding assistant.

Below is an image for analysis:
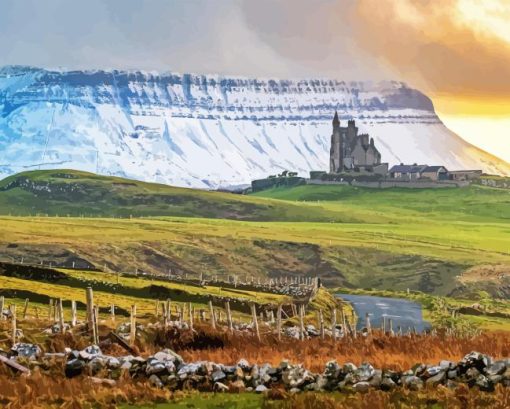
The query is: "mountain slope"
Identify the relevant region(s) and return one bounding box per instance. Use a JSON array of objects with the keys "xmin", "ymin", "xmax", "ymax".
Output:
[{"xmin": 0, "ymin": 66, "xmax": 508, "ymax": 187}]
